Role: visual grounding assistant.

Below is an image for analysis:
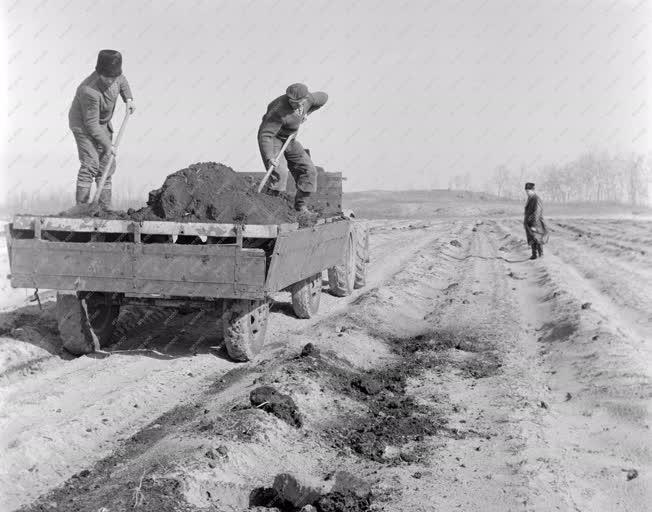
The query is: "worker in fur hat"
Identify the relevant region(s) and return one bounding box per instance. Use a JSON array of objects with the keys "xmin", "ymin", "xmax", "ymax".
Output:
[
  {"xmin": 258, "ymin": 83, "xmax": 328, "ymax": 212},
  {"xmin": 524, "ymin": 182, "xmax": 549, "ymax": 259},
  {"xmin": 68, "ymin": 50, "xmax": 136, "ymax": 208}
]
